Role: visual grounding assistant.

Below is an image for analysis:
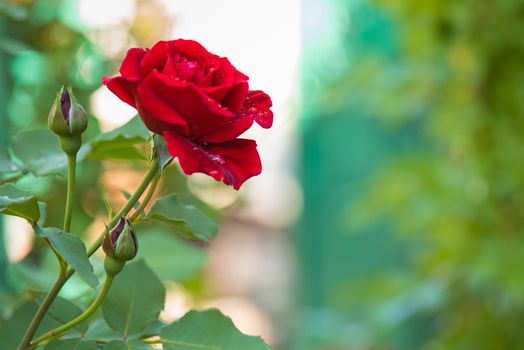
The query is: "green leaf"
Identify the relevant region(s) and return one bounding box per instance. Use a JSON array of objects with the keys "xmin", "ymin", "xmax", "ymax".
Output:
[
  {"xmin": 35, "ymin": 293, "xmax": 88, "ymax": 334},
  {"xmin": 43, "ymin": 339, "xmax": 97, "ymax": 350},
  {"xmin": 11, "ymin": 129, "xmax": 68, "ymax": 177},
  {"xmin": 86, "ymin": 117, "xmax": 150, "ymax": 160},
  {"xmin": 83, "ymin": 318, "xmax": 122, "ymax": 342},
  {"xmin": 160, "ymin": 309, "xmax": 273, "ymax": 350},
  {"xmin": 37, "ymin": 201, "xmax": 47, "ymax": 226},
  {"xmin": 35, "ymin": 225, "xmax": 98, "ymax": 288},
  {"xmin": 147, "ymin": 194, "xmax": 217, "ymax": 242},
  {"xmin": 102, "ymin": 260, "xmax": 165, "ymax": 337},
  {"xmin": 0, "ymin": 301, "xmax": 87, "ymax": 349},
  {"xmin": 0, "ymin": 183, "xmax": 40, "ymax": 222},
  {"xmin": 105, "ymin": 340, "xmax": 155, "ymax": 350},
  {"xmin": 11, "ymin": 252, "xmax": 60, "ymax": 291},
  {"xmin": 0, "ymin": 148, "xmax": 26, "ymax": 183},
  {"xmin": 0, "ymin": 3, "xmax": 28, "ymax": 21},
  {"xmin": 105, "ymin": 341, "xmax": 128, "ymax": 350},
  {"xmin": 141, "ymin": 319, "xmax": 166, "ymax": 336},
  {"xmin": 152, "ymin": 134, "xmax": 173, "ymax": 174},
  {"xmin": 0, "ymin": 148, "xmax": 23, "ymax": 174},
  {"xmin": 0, "ymin": 302, "xmax": 39, "ymax": 349},
  {"xmin": 138, "ymin": 229, "xmax": 206, "ymax": 282}
]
